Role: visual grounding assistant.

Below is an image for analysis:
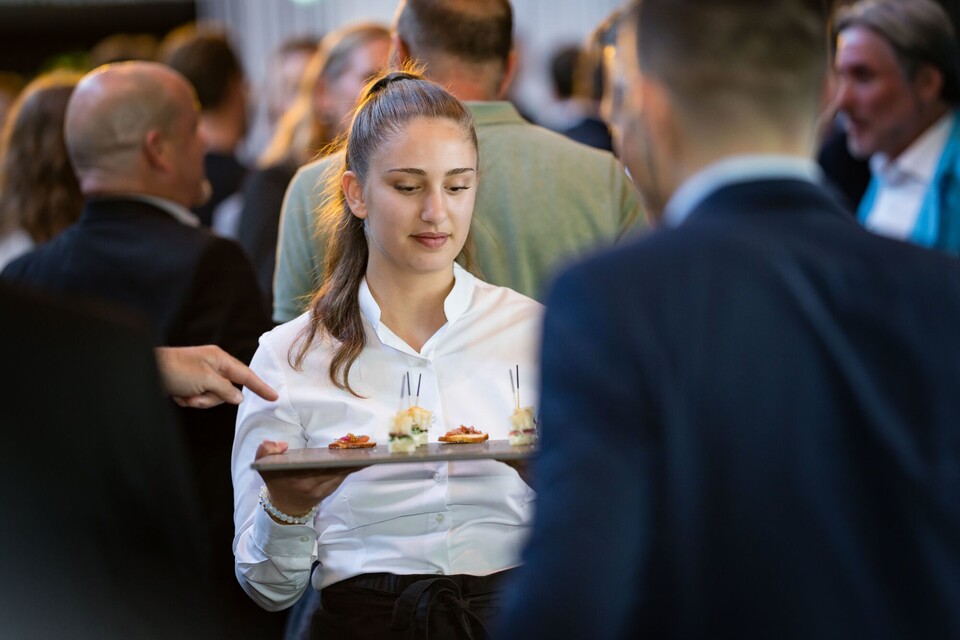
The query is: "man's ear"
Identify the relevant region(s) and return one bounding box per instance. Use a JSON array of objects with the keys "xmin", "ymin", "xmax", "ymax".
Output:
[
  {"xmin": 636, "ymin": 72, "xmax": 673, "ymax": 131},
  {"xmin": 391, "ymin": 34, "xmax": 410, "ymax": 68},
  {"xmin": 495, "ymin": 50, "xmax": 518, "ymax": 100},
  {"xmin": 914, "ymin": 64, "xmax": 945, "ymax": 104},
  {"xmin": 142, "ymin": 129, "xmax": 169, "ymax": 172},
  {"xmin": 342, "ymin": 170, "xmax": 367, "ymax": 220}
]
